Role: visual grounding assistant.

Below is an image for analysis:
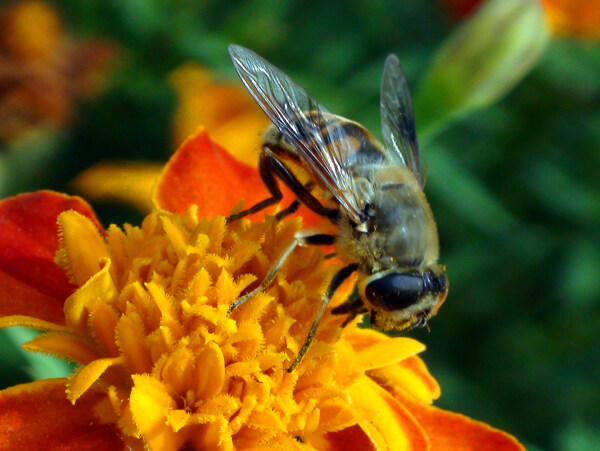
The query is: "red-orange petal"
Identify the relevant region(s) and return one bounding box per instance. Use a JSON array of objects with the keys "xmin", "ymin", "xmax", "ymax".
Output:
[
  {"xmin": 153, "ymin": 129, "xmax": 272, "ymax": 218},
  {"xmin": 322, "ymin": 424, "xmax": 377, "ymax": 451},
  {"xmin": 0, "ymin": 378, "xmax": 124, "ymax": 450},
  {"xmin": 0, "ymin": 191, "xmax": 102, "ymax": 322},
  {"xmin": 153, "ymin": 129, "xmax": 322, "ymax": 226},
  {"xmin": 396, "ymin": 391, "xmax": 524, "ymax": 451},
  {"xmin": 0, "ymin": 271, "xmax": 66, "ymax": 325}
]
